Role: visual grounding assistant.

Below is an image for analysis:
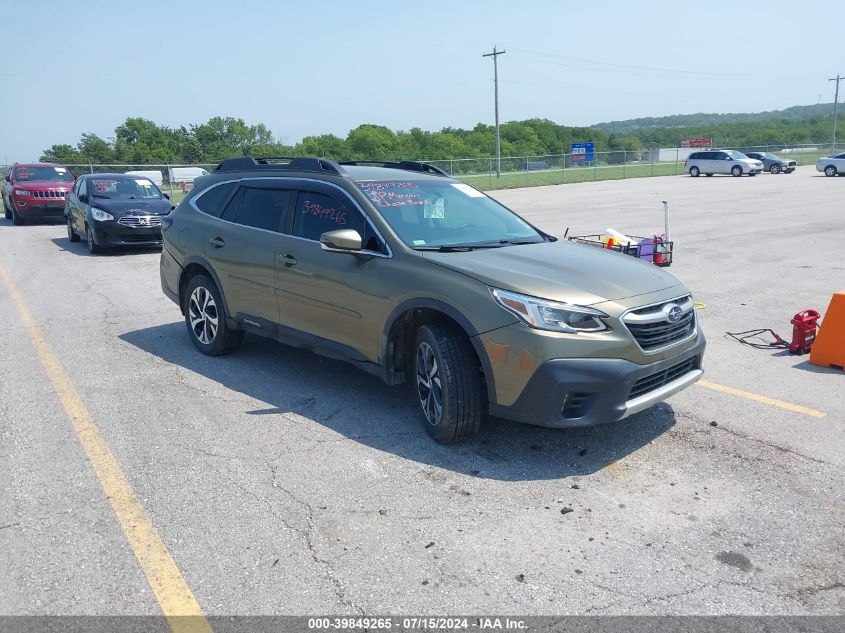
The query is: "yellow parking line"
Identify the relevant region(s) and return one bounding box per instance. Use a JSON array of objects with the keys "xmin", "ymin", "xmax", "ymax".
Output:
[
  {"xmin": 697, "ymin": 379, "xmax": 826, "ymax": 418},
  {"xmin": 0, "ymin": 264, "xmax": 211, "ymax": 633}
]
